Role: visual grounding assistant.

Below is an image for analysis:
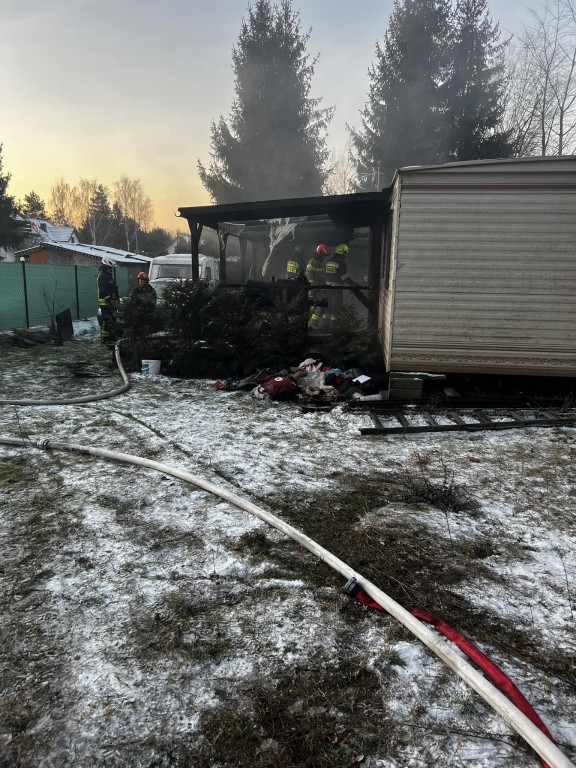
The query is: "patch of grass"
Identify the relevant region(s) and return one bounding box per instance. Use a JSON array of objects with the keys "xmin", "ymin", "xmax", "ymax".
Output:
[
  {"xmin": 131, "ymin": 592, "xmax": 232, "ymax": 662},
  {"xmin": 239, "ymin": 531, "xmax": 271, "ymax": 556},
  {"xmin": 87, "ymin": 418, "xmax": 117, "ymax": 428},
  {"xmin": 258, "ymin": 472, "xmax": 575, "ymax": 687},
  {"xmin": 193, "ymin": 659, "xmax": 385, "ymax": 768},
  {"xmin": 378, "ymin": 648, "xmax": 407, "ymax": 668},
  {"xmin": 0, "ymin": 695, "xmax": 36, "ymax": 733},
  {"xmin": 0, "ymin": 456, "xmax": 26, "ymax": 486}
]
